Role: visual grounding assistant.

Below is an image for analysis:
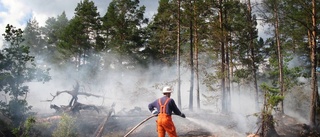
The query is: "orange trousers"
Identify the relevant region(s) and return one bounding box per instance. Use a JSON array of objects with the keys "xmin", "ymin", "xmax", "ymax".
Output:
[{"xmin": 156, "ymin": 114, "xmax": 177, "ymax": 137}]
